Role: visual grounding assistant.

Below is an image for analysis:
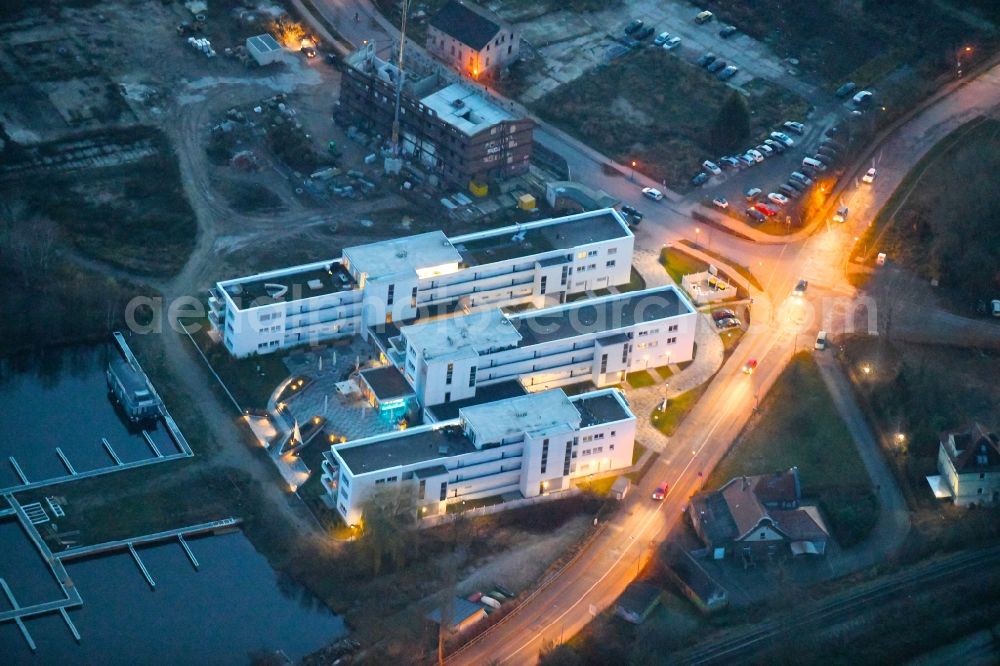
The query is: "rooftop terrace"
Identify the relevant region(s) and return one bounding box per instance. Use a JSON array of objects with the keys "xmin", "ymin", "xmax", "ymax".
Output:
[
  {"xmin": 450, "ymin": 210, "xmax": 630, "ymax": 266},
  {"xmin": 335, "ymin": 423, "xmax": 476, "ymax": 475},
  {"xmin": 512, "ymin": 286, "xmax": 690, "ymax": 346},
  {"xmin": 572, "ymin": 391, "xmax": 632, "ymax": 427},
  {"xmin": 222, "ymin": 261, "xmax": 356, "ymax": 310}
]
